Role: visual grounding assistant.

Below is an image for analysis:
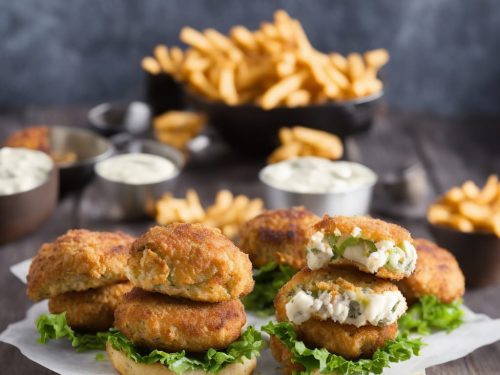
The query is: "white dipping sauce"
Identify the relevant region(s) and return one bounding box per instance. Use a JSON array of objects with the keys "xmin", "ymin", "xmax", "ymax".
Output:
[
  {"xmin": 260, "ymin": 157, "xmax": 376, "ymax": 194},
  {"xmin": 0, "ymin": 147, "xmax": 53, "ymax": 196},
  {"xmin": 95, "ymin": 153, "xmax": 177, "ymax": 184}
]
